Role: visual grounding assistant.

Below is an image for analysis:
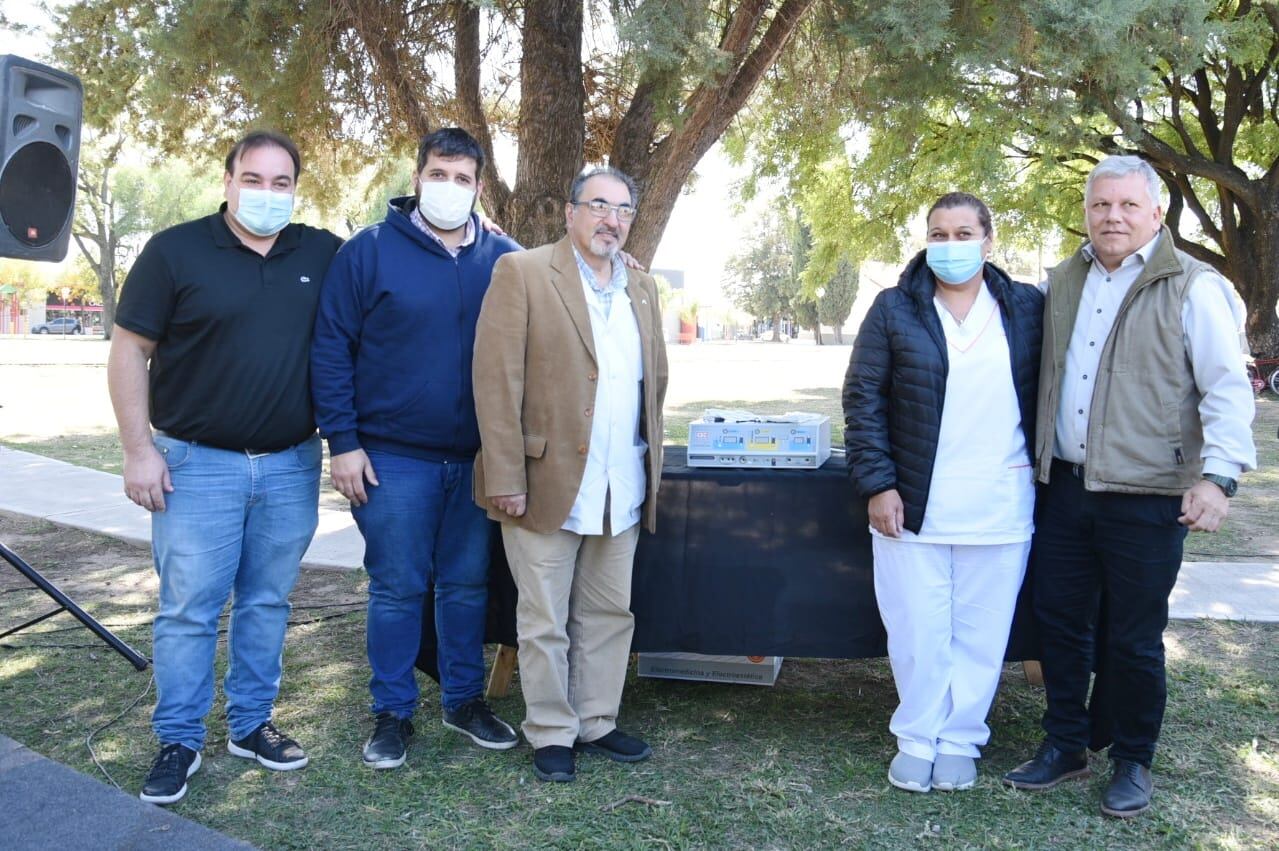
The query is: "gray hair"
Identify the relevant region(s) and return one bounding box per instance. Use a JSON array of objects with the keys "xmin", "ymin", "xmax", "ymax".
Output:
[
  {"xmin": 1085, "ymin": 155, "xmax": 1162, "ymax": 207},
  {"xmin": 570, "ymin": 166, "xmax": 639, "ymax": 207}
]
